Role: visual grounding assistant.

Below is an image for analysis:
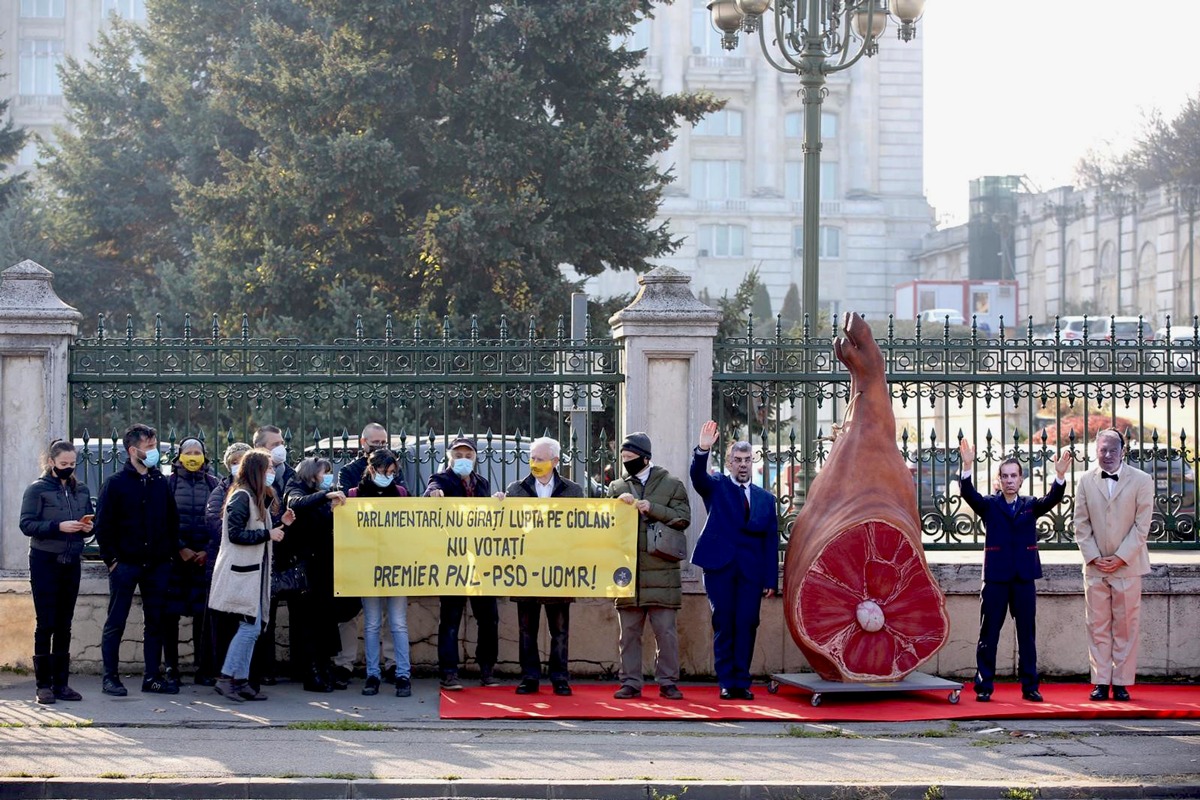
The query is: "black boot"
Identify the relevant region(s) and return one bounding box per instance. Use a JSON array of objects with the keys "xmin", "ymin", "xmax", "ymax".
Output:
[
  {"xmin": 52, "ymin": 654, "xmax": 82, "ymax": 701},
  {"xmin": 33, "ymin": 655, "xmax": 55, "ymax": 704},
  {"xmin": 303, "ymin": 662, "xmax": 333, "ymax": 693}
]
